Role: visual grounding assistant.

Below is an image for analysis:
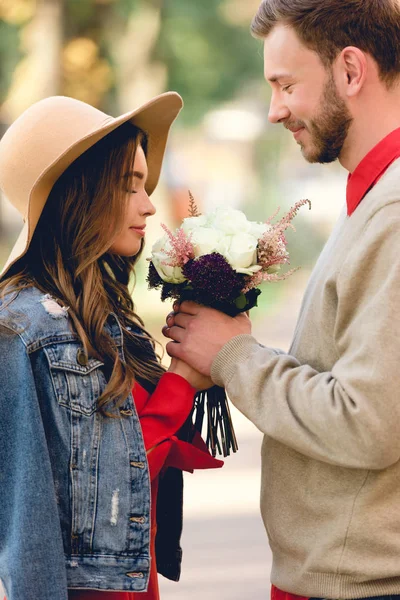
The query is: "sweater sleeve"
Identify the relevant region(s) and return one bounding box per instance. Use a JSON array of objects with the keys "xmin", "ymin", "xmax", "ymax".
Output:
[
  {"xmin": 211, "ymin": 204, "xmax": 400, "ymax": 470},
  {"xmin": 0, "ymin": 327, "xmax": 68, "ymax": 600}
]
